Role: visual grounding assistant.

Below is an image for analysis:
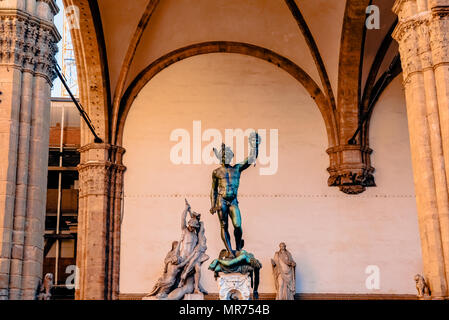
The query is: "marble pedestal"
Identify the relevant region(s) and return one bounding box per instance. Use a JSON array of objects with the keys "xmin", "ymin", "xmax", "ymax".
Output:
[
  {"xmin": 183, "ymin": 293, "xmax": 205, "ymax": 300},
  {"xmin": 218, "ymin": 273, "xmax": 251, "ymax": 300},
  {"xmin": 142, "ymin": 292, "xmax": 204, "ymax": 300}
]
